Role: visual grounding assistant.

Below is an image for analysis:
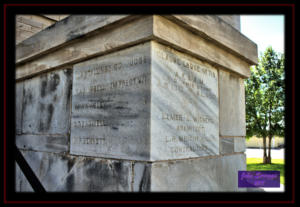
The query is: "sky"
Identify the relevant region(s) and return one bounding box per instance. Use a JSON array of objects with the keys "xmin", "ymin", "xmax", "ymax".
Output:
[{"xmin": 240, "ymin": 15, "xmax": 284, "ymax": 56}]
